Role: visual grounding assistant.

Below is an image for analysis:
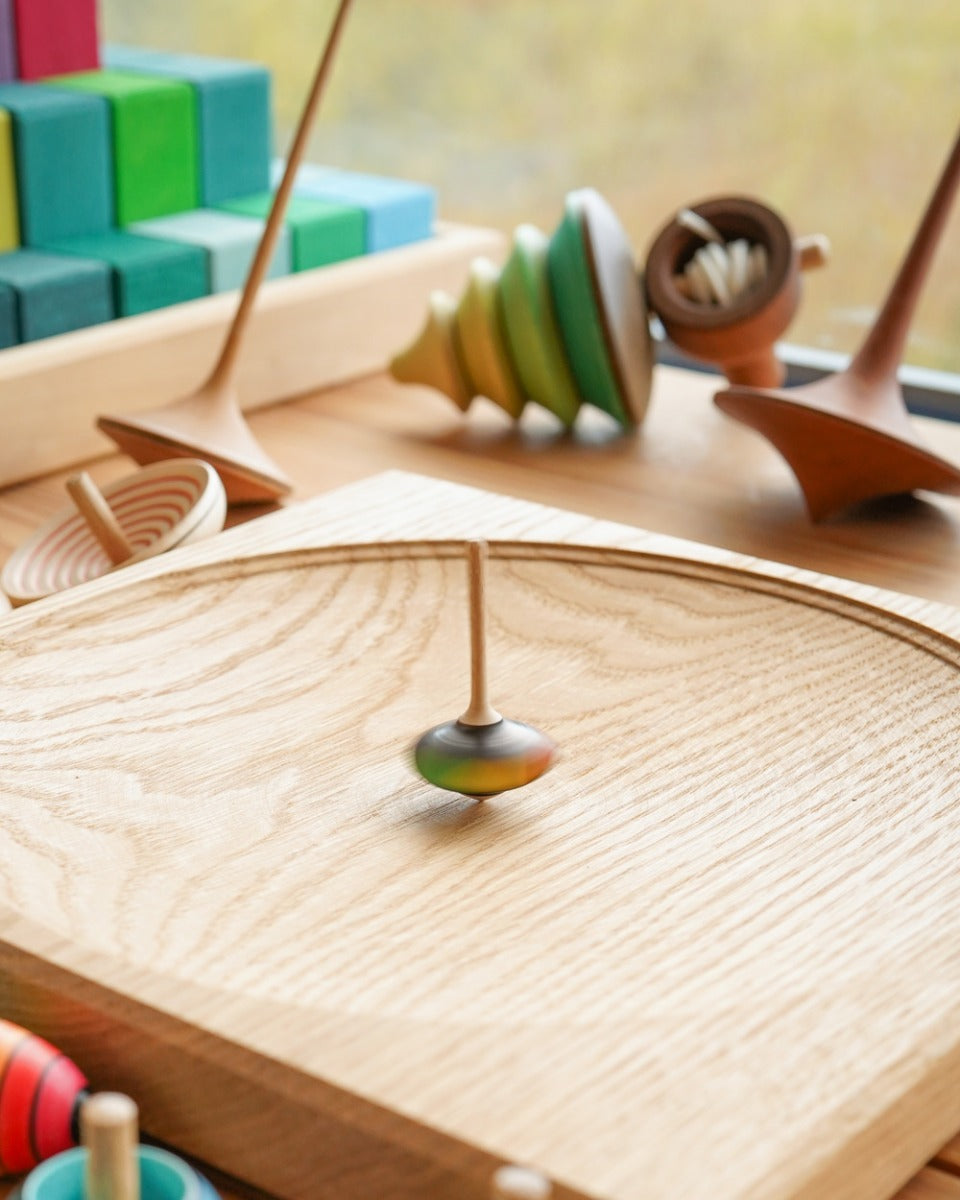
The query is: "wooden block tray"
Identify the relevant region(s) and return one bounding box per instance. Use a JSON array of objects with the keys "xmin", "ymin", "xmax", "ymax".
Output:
[
  {"xmin": 3, "ymin": 471, "xmax": 960, "ymax": 1200},
  {"xmin": 0, "ymin": 223, "xmax": 503, "ymax": 491}
]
